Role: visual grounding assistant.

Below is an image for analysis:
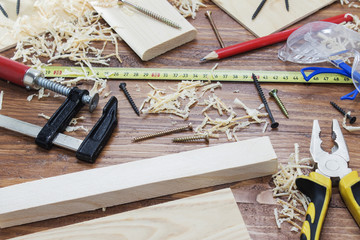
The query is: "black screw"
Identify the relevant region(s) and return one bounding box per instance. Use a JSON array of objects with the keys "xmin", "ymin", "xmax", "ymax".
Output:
[
  {"xmin": 252, "ymin": 0, "xmax": 267, "ymax": 20},
  {"xmin": 16, "ymin": 0, "xmax": 21, "ymax": 15},
  {"xmin": 330, "ymin": 101, "xmax": 356, "ymax": 124},
  {"xmin": 252, "ymin": 73, "xmax": 279, "ymax": 128},
  {"xmin": 119, "ymin": 82, "xmax": 140, "ymax": 116},
  {"xmin": 0, "ymin": 4, "xmax": 8, "ymax": 18}
]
